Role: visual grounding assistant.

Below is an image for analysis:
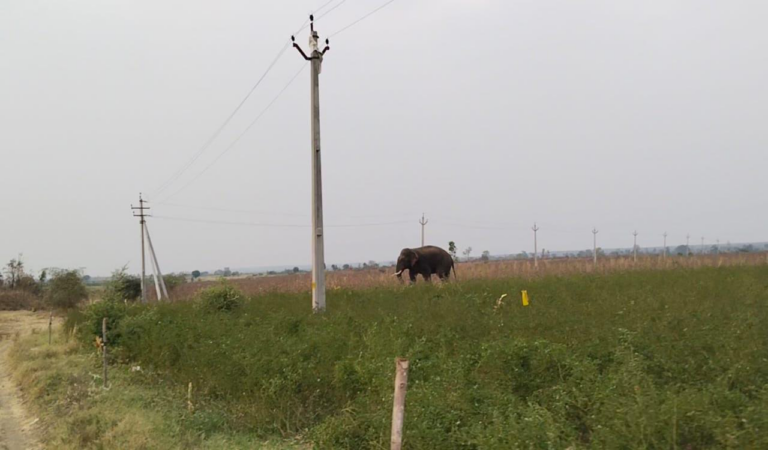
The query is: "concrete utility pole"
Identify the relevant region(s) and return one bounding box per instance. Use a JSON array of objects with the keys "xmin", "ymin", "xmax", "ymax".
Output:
[
  {"xmin": 293, "ymin": 16, "xmax": 330, "ymax": 313},
  {"xmin": 701, "ymin": 236, "xmax": 705, "ymax": 254},
  {"xmin": 419, "ymin": 213, "xmax": 428, "ymax": 247},
  {"xmin": 131, "ymin": 193, "xmax": 149, "ymax": 303},
  {"xmin": 716, "ymin": 238, "xmax": 720, "ymax": 254},
  {"xmin": 686, "ymin": 233, "xmax": 691, "ymax": 257},
  {"xmin": 592, "ymin": 228, "xmax": 599, "ymax": 267},
  {"xmin": 663, "ymin": 232, "xmax": 668, "ymax": 259},
  {"xmin": 144, "ymin": 222, "xmax": 169, "ymax": 301},
  {"xmin": 633, "ymin": 230, "xmax": 638, "ymax": 263},
  {"xmin": 532, "ymin": 223, "xmax": 540, "ymax": 268}
]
